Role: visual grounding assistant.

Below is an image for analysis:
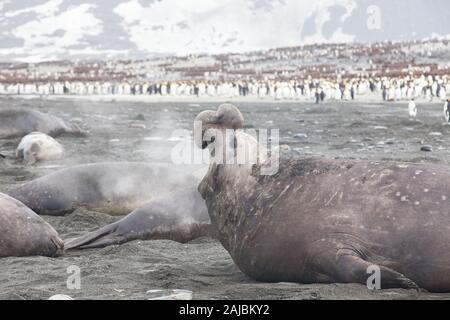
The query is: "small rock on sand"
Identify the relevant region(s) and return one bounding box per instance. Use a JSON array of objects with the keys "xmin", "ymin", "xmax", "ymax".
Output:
[
  {"xmin": 421, "ymin": 145, "xmax": 433, "ymax": 152},
  {"xmin": 146, "ymin": 289, "xmax": 193, "ymax": 300},
  {"xmin": 373, "ymin": 126, "xmax": 388, "ymax": 130},
  {"xmin": 293, "ymin": 133, "xmax": 308, "ymax": 139},
  {"xmin": 129, "ymin": 123, "xmax": 147, "ymax": 129},
  {"xmin": 48, "ymin": 294, "xmax": 74, "ymax": 300}
]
